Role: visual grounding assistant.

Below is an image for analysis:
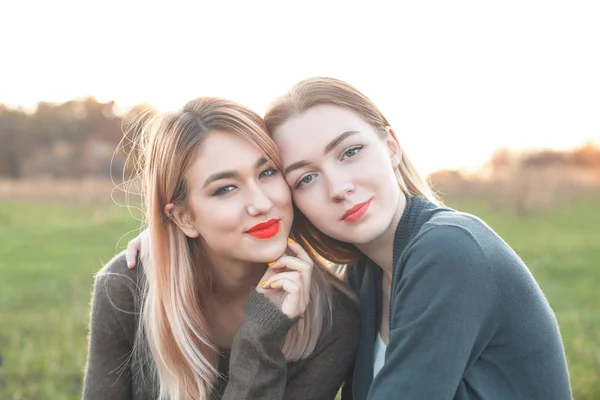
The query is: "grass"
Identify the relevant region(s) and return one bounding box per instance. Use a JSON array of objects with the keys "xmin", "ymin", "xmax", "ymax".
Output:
[
  {"xmin": 1, "ymin": 196, "xmax": 599, "ymax": 399},
  {"xmin": 447, "ymin": 195, "xmax": 600, "ymax": 399},
  {"xmin": 0, "ymin": 202, "xmax": 141, "ymax": 400}
]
